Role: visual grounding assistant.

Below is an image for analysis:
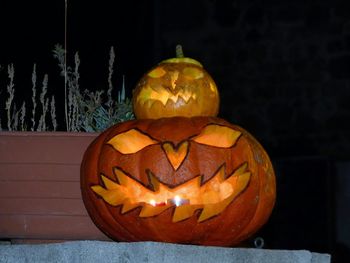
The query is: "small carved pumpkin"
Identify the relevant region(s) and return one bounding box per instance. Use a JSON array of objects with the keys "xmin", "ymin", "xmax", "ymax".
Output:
[
  {"xmin": 81, "ymin": 116, "xmax": 276, "ymax": 246},
  {"xmin": 132, "ymin": 46, "xmax": 220, "ymax": 119}
]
